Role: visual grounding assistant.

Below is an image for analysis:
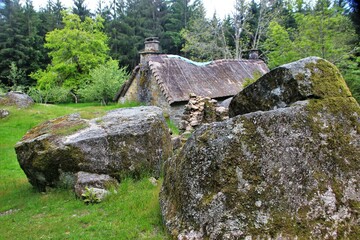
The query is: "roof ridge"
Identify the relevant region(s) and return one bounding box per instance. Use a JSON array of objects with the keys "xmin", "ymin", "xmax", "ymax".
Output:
[
  {"xmin": 211, "ymin": 59, "xmax": 262, "ymax": 64},
  {"xmin": 149, "ymin": 61, "xmax": 174, "ymax": 104}
]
